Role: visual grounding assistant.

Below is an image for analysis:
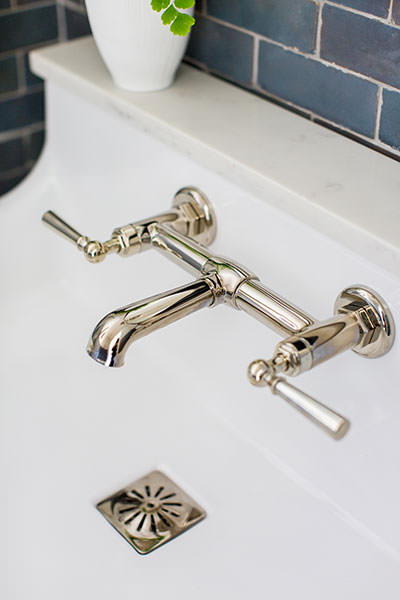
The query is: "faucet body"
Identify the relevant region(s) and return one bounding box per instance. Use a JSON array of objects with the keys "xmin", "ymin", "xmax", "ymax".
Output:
[
  {"xmin": 87, "ymin": 217, "xmax": 317, "ymax": 367},
  {"xmin": 87, "ymin": 214, "xmax": 394, "ymax": 380},
  {"xmin": 43, "ymin": 188, "xmax": 395, "ymax": 438}
]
